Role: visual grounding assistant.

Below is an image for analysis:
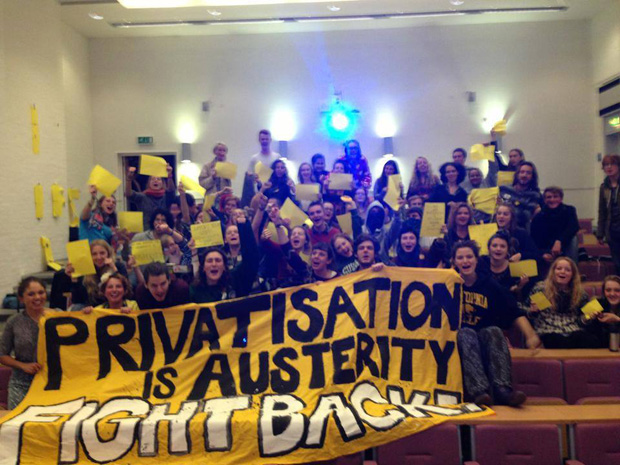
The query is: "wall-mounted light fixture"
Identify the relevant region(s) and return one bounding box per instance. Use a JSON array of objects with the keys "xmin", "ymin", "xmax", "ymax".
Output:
[
  {"xmin": 383, "ymin": 137, "xmax": 394, "ymax": 158},
  {"xmin": 279, "ymin": 141, "xmax": 288, "ymax": 158},
  {"xmin": 181, "ymin": 143, "xmax": 192, "ymax": 164}
]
